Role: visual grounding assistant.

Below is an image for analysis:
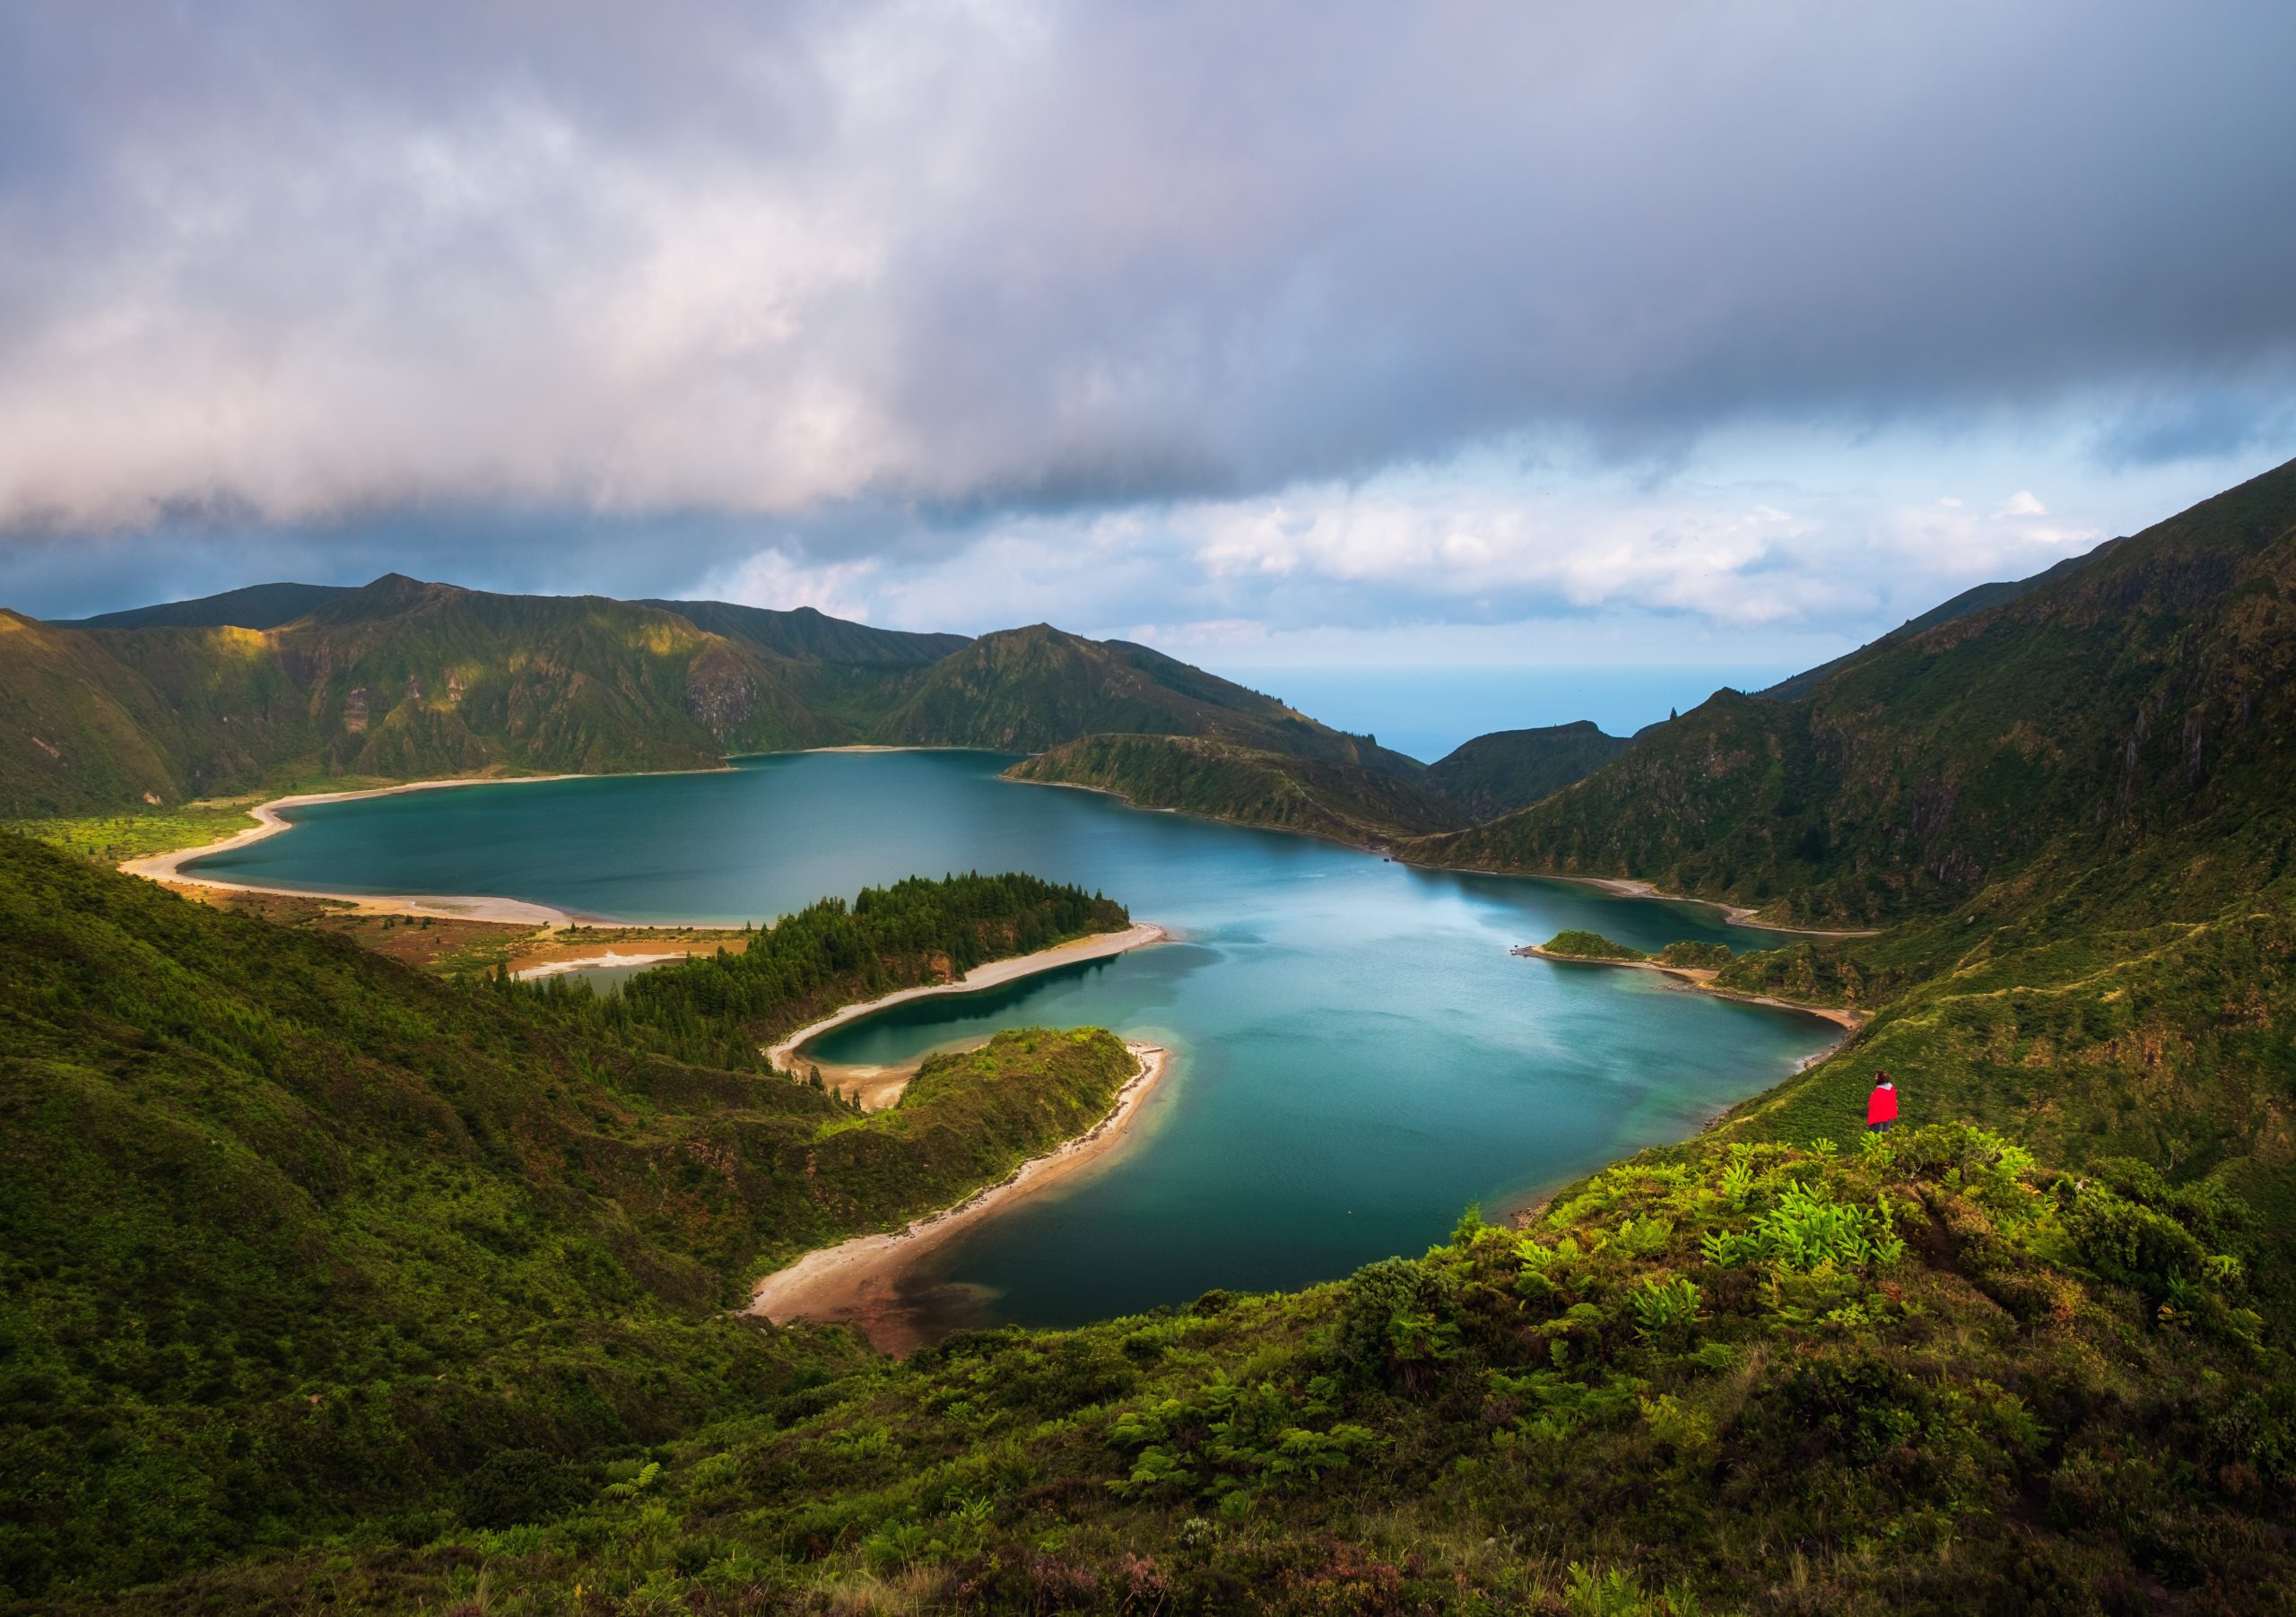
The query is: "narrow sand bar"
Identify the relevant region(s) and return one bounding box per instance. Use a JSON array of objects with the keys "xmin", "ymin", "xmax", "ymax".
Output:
[
  {"xmin": 1540, "ymin": 874, "xmax": 1881, "ymax": 937},
  {"xmin": 767, "ymin": 920, "xmax": 1168, "ymax": 1076},
  {"xmin": 748, "ymin": 1041, "xmax": 1170, "ymax": 1352},
  {"xmin": 1515, "ymin": 943, "xmax": 1870, "ymax": 1030}
]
